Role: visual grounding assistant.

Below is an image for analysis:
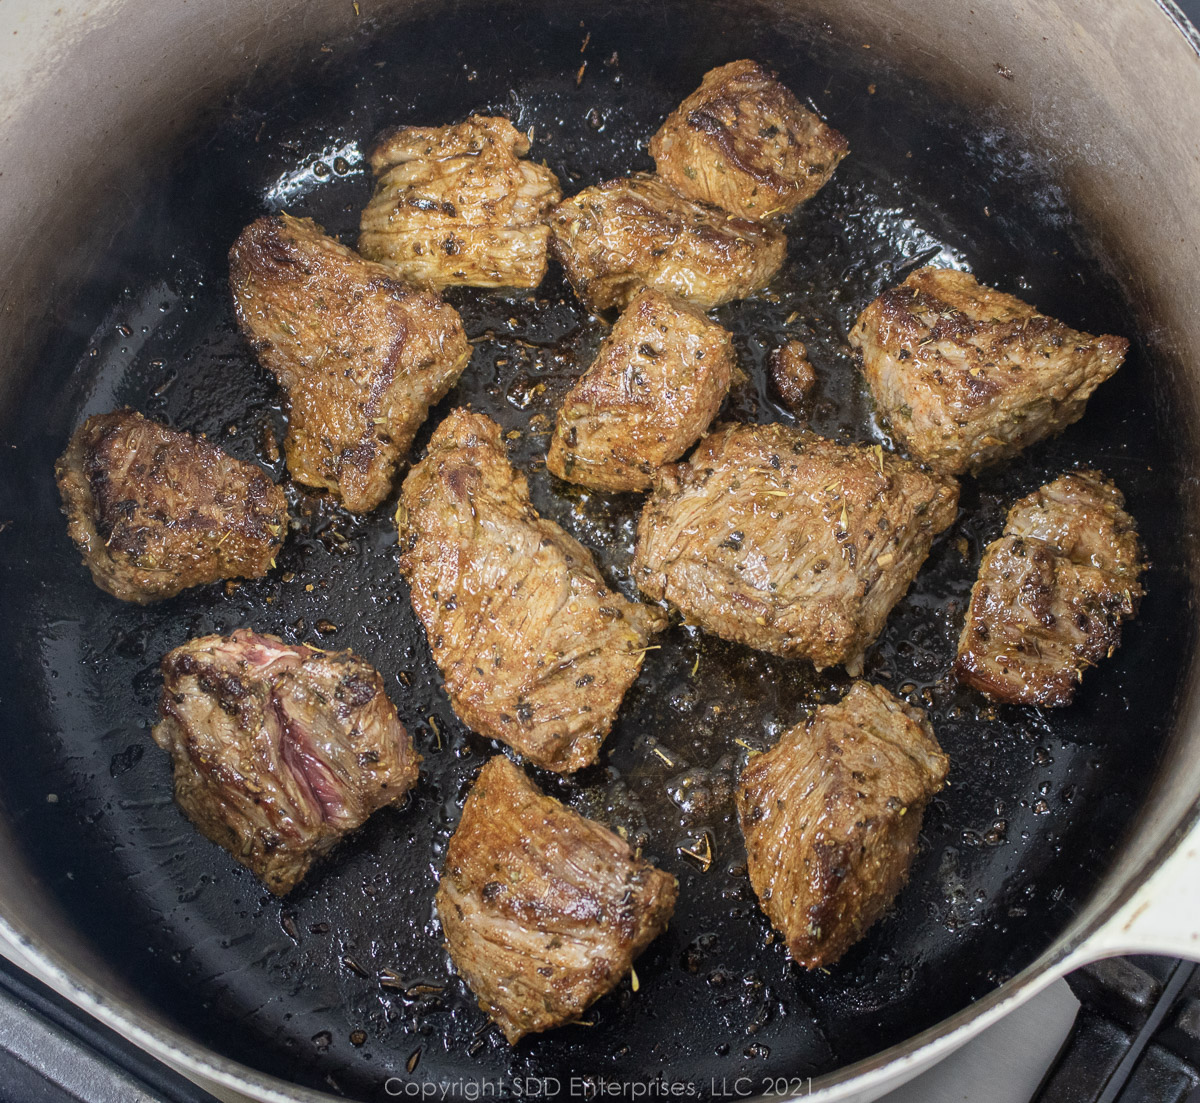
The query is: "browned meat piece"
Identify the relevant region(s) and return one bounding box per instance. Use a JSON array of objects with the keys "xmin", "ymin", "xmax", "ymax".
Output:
[
  {"xmin": 230, "ymin": 213, "xmax": 470, "ymax": 513},
  {"xmin": 1001, "ymin": 470, "xmax": 1146, "ymax": 577},
  {"xmin": 398, "ymin": 410, "xmax": 667, "ymax": 772},
  {"xmin": 848, "ymin": 267, "xmax": 1128, "ymax": 475},
  {"xmin": 546, "ymin": 289, "xmax": 736, "ymax": 492},
  {"xmin": 55, "ymin": 410, "xmax": 287, "ymax": 604},
  {"xmin": 437, "ymin": 756, "xmax": 678, "ymax": 1043},
  {"xmin": 649, "ymin": 60, "xmax": 848, "ymax": 220},
  {"xmin": 770, "ymin": 338, "xmax": 816, "ymax": 410},
  {"xmin": 955, "ymin": 470, "xmax": 1146, "ymax": 706},
  {"xmin": 633, "ymin": 422, "xmax": 958, "ymax": 672},
  {"xmin": 152, "ymin": 629, "xmax": 419, "ymax": 895},
  {"xmin": 358, "ymin": 115, "xmax": 563, "ymax": 290},
  {"xmin": 736, "ymin": 681, "xmax": 948, "ymax": 968},
  {"xmin": 549, "ymin": 173, "xmax": 786, "ymax": 312}
]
